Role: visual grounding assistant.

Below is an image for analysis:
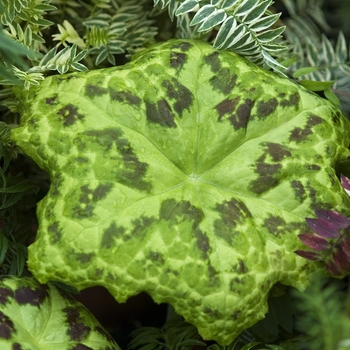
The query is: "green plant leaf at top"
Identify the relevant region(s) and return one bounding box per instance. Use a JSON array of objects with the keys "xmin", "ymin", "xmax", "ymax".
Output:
[
  {"xmin": 10, "ymin": 39, "xmax": 350, "ymax": 345},
  {"xmin": 0, "ymin": 276, "xmax": 120, "ymax": 349}
]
